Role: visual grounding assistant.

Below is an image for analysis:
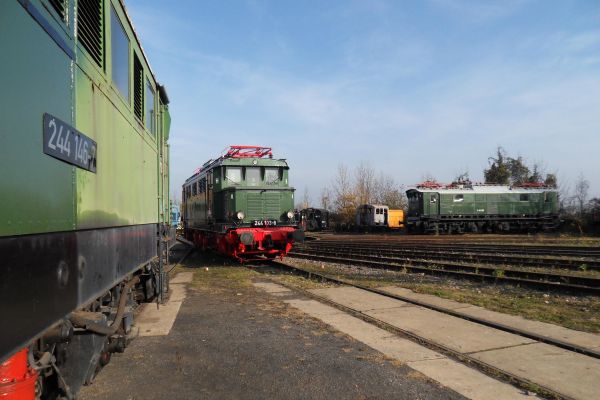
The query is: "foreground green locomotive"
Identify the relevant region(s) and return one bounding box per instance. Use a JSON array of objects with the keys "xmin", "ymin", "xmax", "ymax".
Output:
[
  {"xmin": 0, "ymin": 0, "xmax": 170, "ymax": 397},
  {"xmin": 182, "ymin": 146, "xmax": 303, "ymax": 260},
  {"xmin": 406, "ymin": 182, "xmax": 559, "ymax": 234}
]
